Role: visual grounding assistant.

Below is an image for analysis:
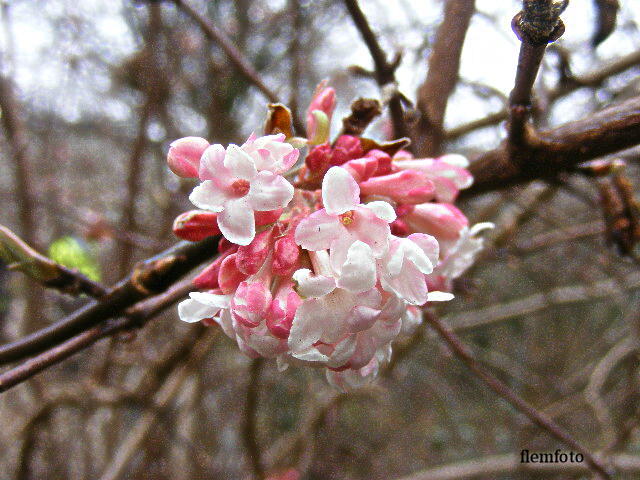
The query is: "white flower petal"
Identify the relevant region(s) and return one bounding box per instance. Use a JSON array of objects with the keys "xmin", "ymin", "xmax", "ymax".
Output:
[
  {"xmin": 363, "ymin": 201, "xmax": 396, "ymax": 223},
  {"xmin": 178, "ymin": 297, "xmax": 217, "ymax": 323},
  {"xmin": 292, "ymin": 268, "xmax": 336, "ymax": 298},
  {"xmin": 188, "ymin": 181, "xmax": 227, "ymax": 212},
  {"xmin": 336, "ymin": 241, "xmax": 376, "ymax": 293},
  {"xmin": 247, "ymin": 171, "xmax": 294, "ymax": 211},
  {"xmin": 322, "ymin": 167, "xmax": 360, "ymax": 215},
  {"xmin": 189, "ymin": 291, "xmax": 232, "ymax": 309},
  {"xmin": 224, "ymin": 144, "xmax": 258, "ymax": 180},
  {"xmin": 294, "ymin": 210, "xmax": 343, "ymax": 251},
  {"xmin": 218, "ymin": 198, "xmax": 255, "ymax": 245},
  {"xmin": 427, "ymin": 291, "xmax": 454, "ymax": 302}
]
